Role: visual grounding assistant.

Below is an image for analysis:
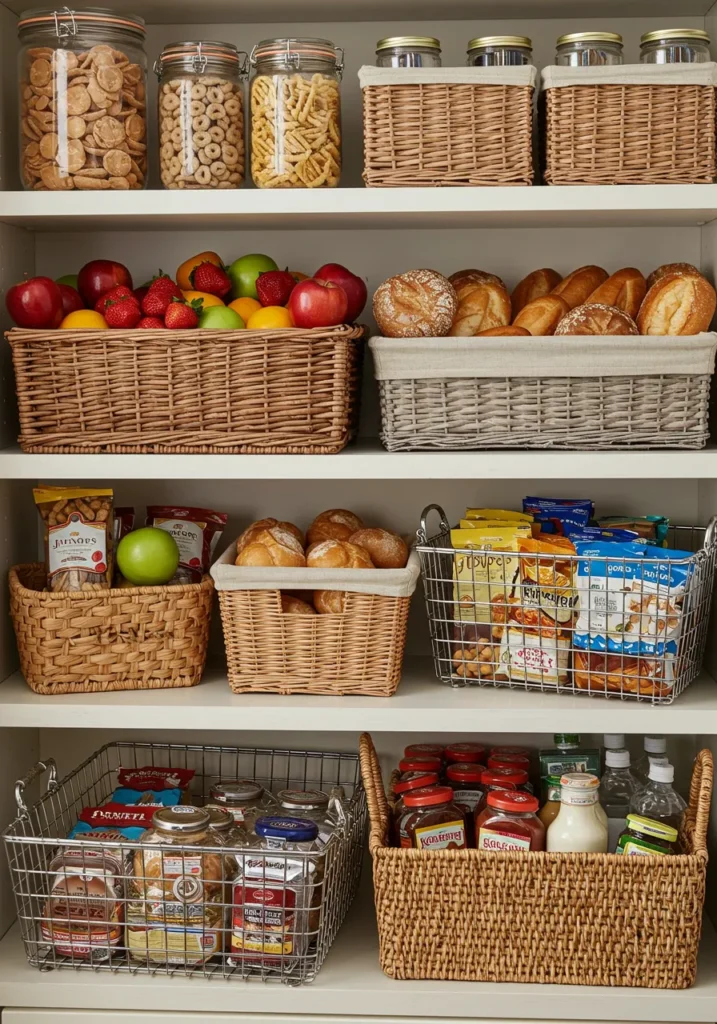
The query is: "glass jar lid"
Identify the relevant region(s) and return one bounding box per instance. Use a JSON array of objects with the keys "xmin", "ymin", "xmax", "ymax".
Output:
[
  {"xmin": 399, "ymin": 755, "xmax": 442, "ymax": 773},
  {"xmin": 446, "ymin": 764, "xmax": 484, "ymax": 783},
  {"xmin": 557, "ymin": 32, "xmax": 623, "ymax": 46},
  {"xmin": 625, "ymin": 813, "xmax": 678, "ymax": 843},
  {"xmin": 157, "ymin": 39, "xmax": 246, "ymax": 76},
  {"xmin": 486, "ymin": 789, "xmax": 539, "ymax": 813},
  {"xmin": 404, "ymin": 743, "xmax": 444, "ymax": 759},
  {"xmin": 376, "ymin": 36, "xmax": 441, "ymax": 52},
  {"xmin": 255, "ymin": 815, "xmax": 319, "ymax": 842},
  {"xmin": 403, "ymin": 785, "xmax": 454, "ymax": 808},
  {"xmin": 561, "ymin": 772, "xmax": 599, "ymax": 790},
  {"xmin": 152, "ymin": 806, "xmax": 210, "ymax": 834},
  {"xmin": 205, "ymin": 806, "xmax": 235, "ymax": 833},
  {"xmin": 394, "ymin": 772, "xmax": 440, "ymax": 795},
  {"xmin": 277, "ymin": 788, "xmax": 329, "ymax": 810},
  {"xmin": 481, "ymin": 767, "xmax": 528, "ymax": 786},
  {"xmin": 18, "ymin": 6, "xmax": 145, "ymax": 40},
  {"xmin": 210, "ymin": 779, "xmax": 264, "ymax": 804},
  {"xmin": 641, "ymin": 28, "xmax": 710, "ymax": 45},
  {"xmin": 467, "ymin": 35, "xmax": 532, "ymax": 51},
  {"xmin": 251, "ymin": 36, "xmax": 343, "ymax": 73}
]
